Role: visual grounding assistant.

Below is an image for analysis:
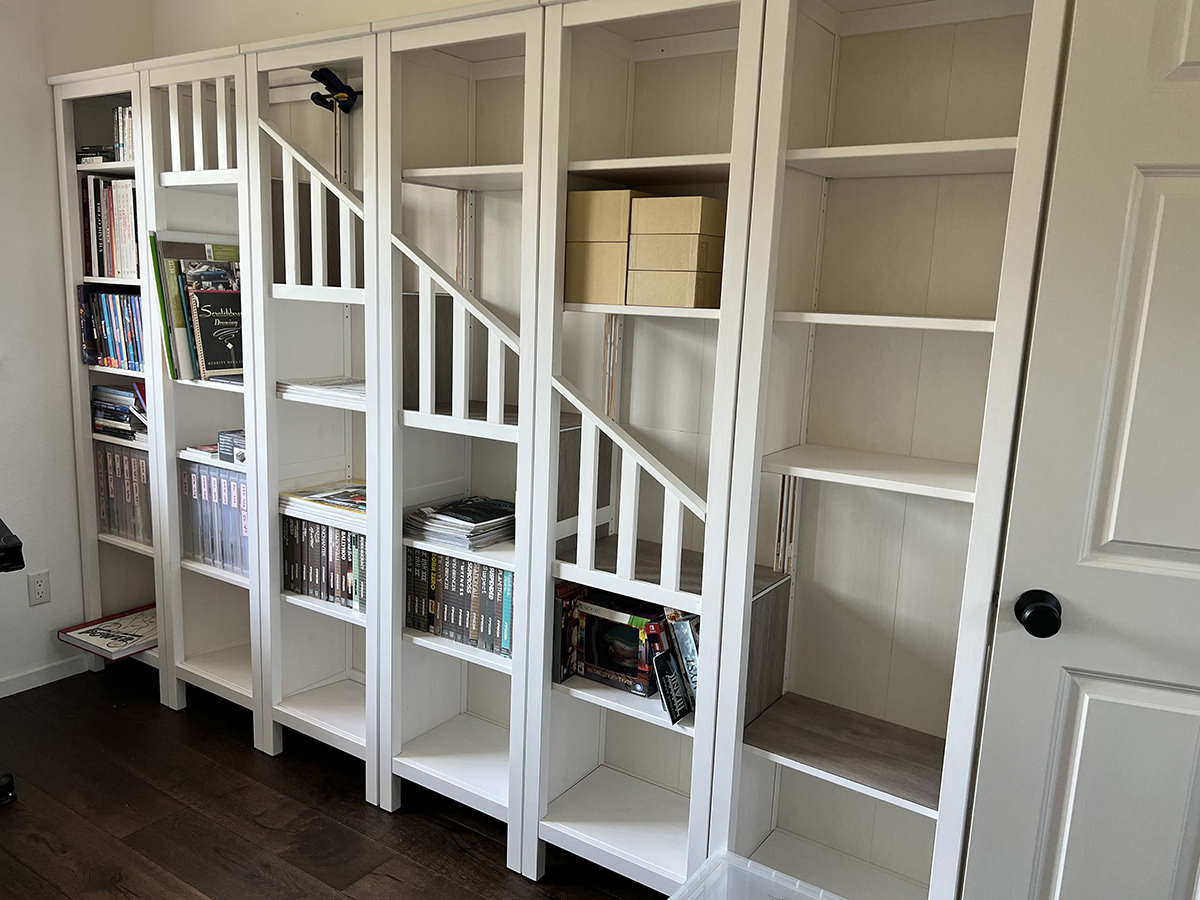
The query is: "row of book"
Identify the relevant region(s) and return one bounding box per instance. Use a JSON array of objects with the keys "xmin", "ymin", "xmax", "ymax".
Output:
[
  {"xmin": 403, "ymin": 496, "xmax": 516, "ymax": 551},
  {"xmin": 92, "ymin": 383, "xmax": 147, "ymax": 443},
  {"xmin": 553, "ymin": 582, "xmax": 701, "ymax": 725},
  {"xmin": 281, "ymin": 515, "xmax": 367, "ymax": 614},
  {"xmin": 79, "ymin": 287, "xmax": 145, "ymax": 372},
  {"xmin": 93, "ymin": 443, "xmax": 152, "ymax": 545},
  {"xmin": 179, "ymin": 461, "xmax": 249, "ymax": 576},
  {"xmin": 405, "ymin": 547, "xmax": 513, "ymax": 658},
  {"xmin": 149, "ymin": 233, "xmax": 243, "ymax": 382},
  {"xmin": 80, "ymin": 176, "xmax": 137, "ymax": 280}
]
